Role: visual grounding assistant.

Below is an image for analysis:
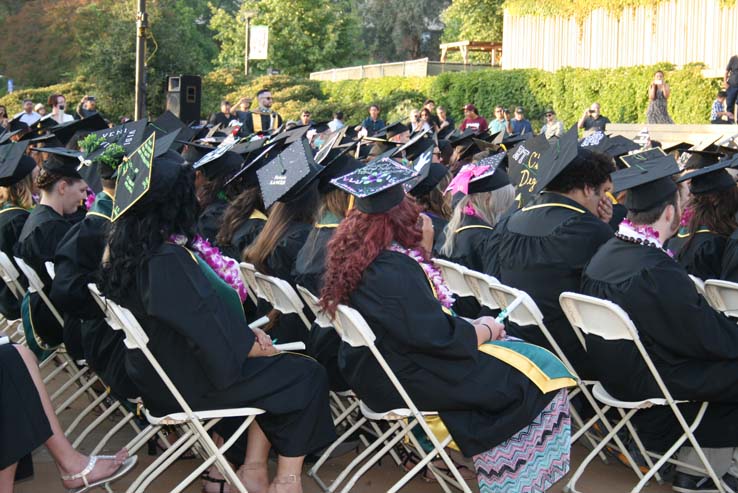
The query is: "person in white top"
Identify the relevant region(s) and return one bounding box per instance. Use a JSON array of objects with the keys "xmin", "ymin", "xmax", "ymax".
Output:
[
  {"xmin": 47, "ymin": 94, "xmax": 75, "ymax": 124},
  {"xmin": 327, "ymin": 111, "xmax": 345, "ymax": 132},
  {"xmin": 14, "ymin": 99, "xmax": 41, "ymax": 127}
]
